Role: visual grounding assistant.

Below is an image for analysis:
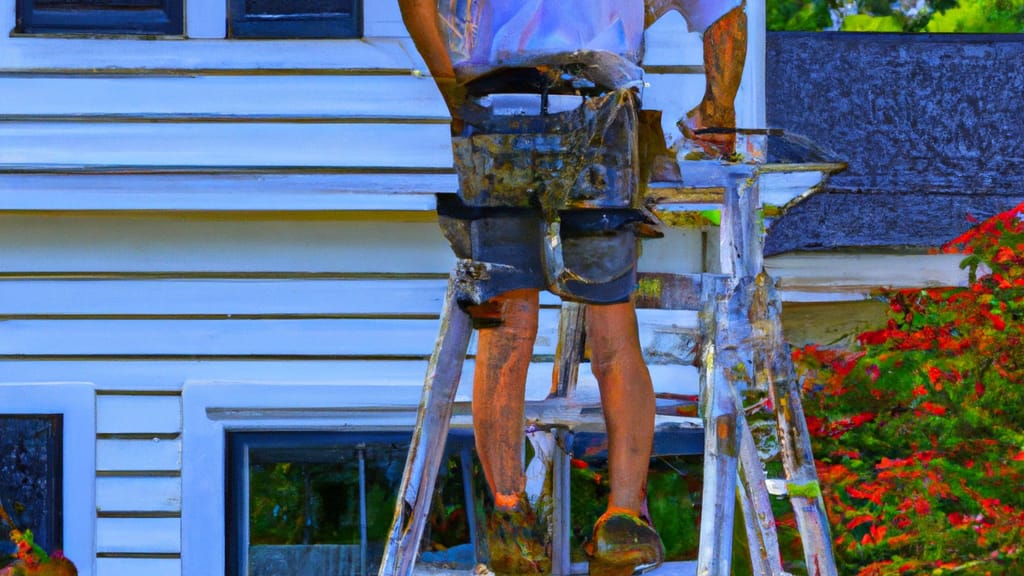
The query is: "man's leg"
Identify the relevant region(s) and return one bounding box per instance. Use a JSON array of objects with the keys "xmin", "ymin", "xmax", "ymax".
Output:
[
  {"xmin": 472, "ymin": 289, "xmax": 552, "ymax": 574},
  {"xmin": 472, "ymin": 288, "xmax": 539, "ymax": 509},
  {"xmin": 681, "ymin": 4, "xmax": 748, "ymax": 156},
  {"xmin": 586, "ymin": 301, "xmax": 656, "ymax": 514},
  {"xmin": 585, "ymin": 301, "xmax": 663, "ymax": 569}
]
